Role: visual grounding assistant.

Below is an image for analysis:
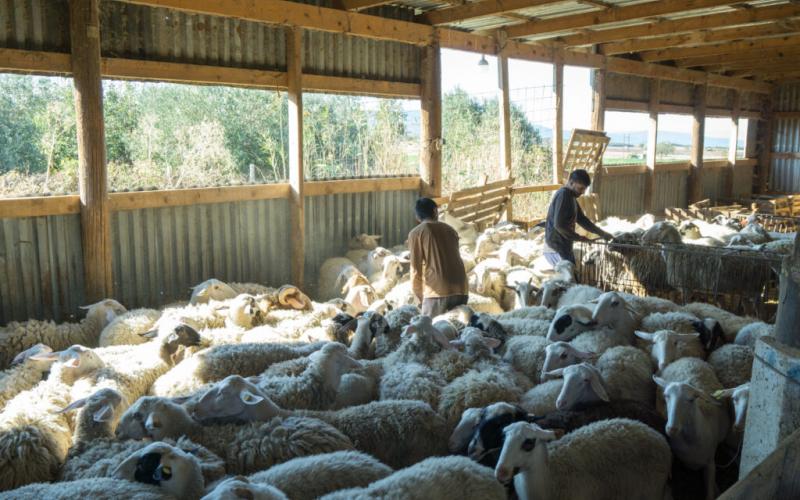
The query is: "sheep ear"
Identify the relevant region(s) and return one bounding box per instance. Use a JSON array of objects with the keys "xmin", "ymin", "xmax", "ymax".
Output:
[
  {"xmin": 545, "ymin": 368, "xmax": 565, "ymax": 378},
  {"xmin": 713, "ymin": 388, "xmax": 734, "ymax": 400},
  {"xmin": 139, "ymin": 329, "xmax": 158, "ymax": 339},
  {"xmin": 93, "ymin": 404, "xmax": 114, "ymax": 423},
  {"xmin": 111, "ymin": 451, "xmax": 142, "ymax": 480},
  {"xmin": 29, "ymin": 351, "xmax": 60, "ymax": 362},
  {"xmin": 195, "ymin": 287, "xmax": 208, "ymax": 298},
  {"xmin": 240, "ymin": 389, "xmax": 264, "ymax": 405},
  {"xmin": 589, "ymin": 375, "xmax": 611, "ymax": 402},
  {"xmin": 56, "ymin": 397, "xmax": 88, "ymax": 414},
  {"xmin": 576, "ymin": 350, "xmax": 596, "ymax": 360},
  {"xmin": 698, "ymin": 391, "xmax": 724, "ymax": 406},
  {"xmin": 634, "ymin": 331, "xmax": 655, "ymax": 341},
  {"xmin": 677, "ymin": 333, "xmax": 701, "ymax": 340},
  {"xmin": 449, "ymin": 339, "xmax": 465, "ymax": 351},
  {"xmin": 653, "ymin": 376, "xmax": 668, "ymax": 389},
  {"xmin": 482, "ymin": 337, "xmax": 502, "ymax": 350},
  {"xmin": 576, "ymin": 318, "xmax": 597, "ymax": 327}
]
